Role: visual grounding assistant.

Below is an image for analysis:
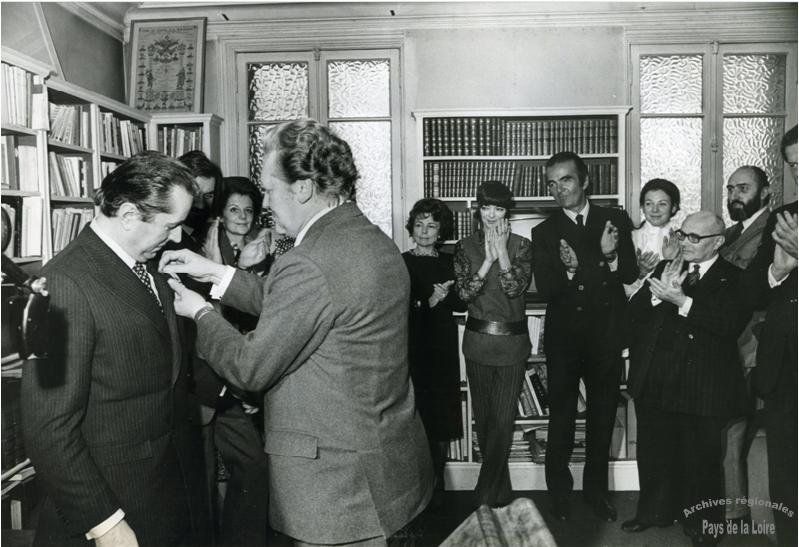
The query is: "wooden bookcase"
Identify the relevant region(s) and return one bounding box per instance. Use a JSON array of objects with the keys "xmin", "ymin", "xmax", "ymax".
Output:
[
  {"xmin": 149, "ymin": 112, "xmax": 223, "ymax": 163},
  {"xmin": 412, "ymin": 108, "xmax": 638, "ymax": 491}
]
